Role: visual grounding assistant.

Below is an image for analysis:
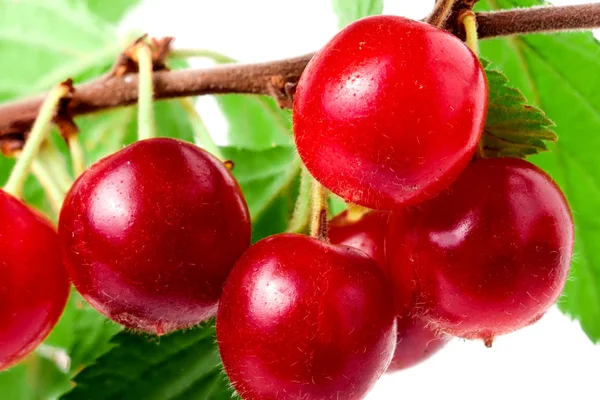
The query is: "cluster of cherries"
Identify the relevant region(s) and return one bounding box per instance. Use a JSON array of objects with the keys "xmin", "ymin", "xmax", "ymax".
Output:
[{"xmin": 0, "ymin": 14, "xmax": 573, "ymax": 400}]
